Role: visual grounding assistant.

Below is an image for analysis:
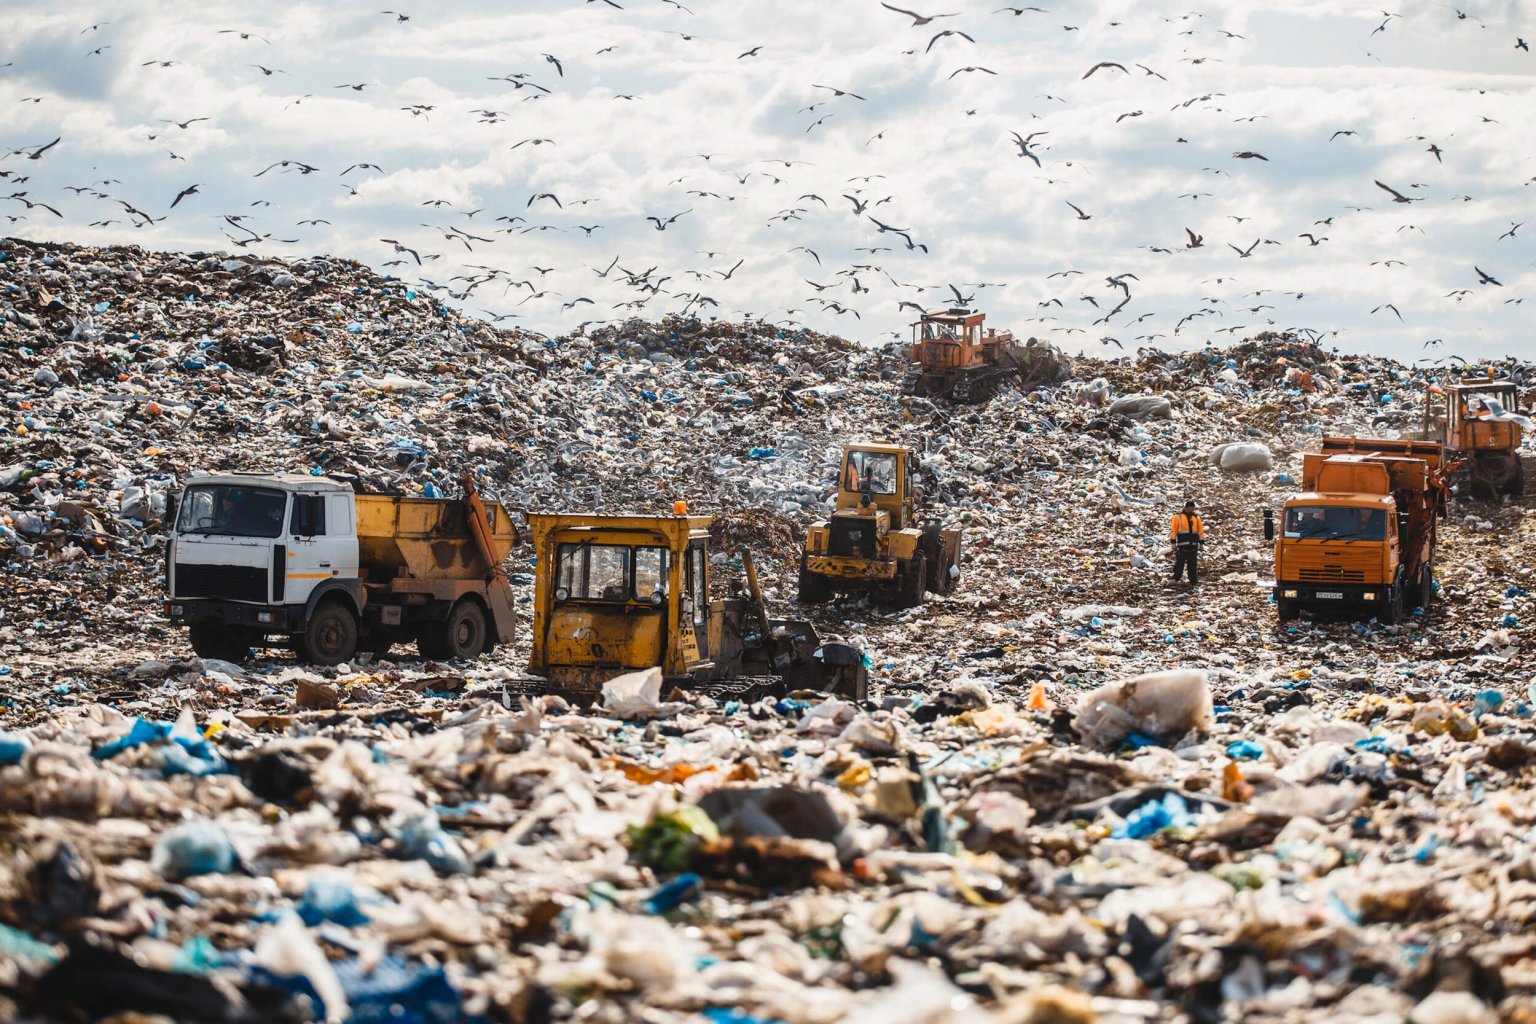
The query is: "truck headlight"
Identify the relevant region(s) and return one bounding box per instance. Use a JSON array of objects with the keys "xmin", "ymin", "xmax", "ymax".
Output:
[
  {"xmin": 169, "ymin": 603, "xmax": 184, "ymax": 616},
  {"xmin": 257, "ymin": 611, "xmax": 275, "ymax": 624},
  {"xmin": 554, "ymin": 587, "xmax": 570, "ymax": 602},
  {"xmin": 1281, "ymin": 590, "xmax": 1298, "ymax": 599},
  {"xmin": 1363, "ymin": 592, "xmax": 1377, "ymax": 601}
]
